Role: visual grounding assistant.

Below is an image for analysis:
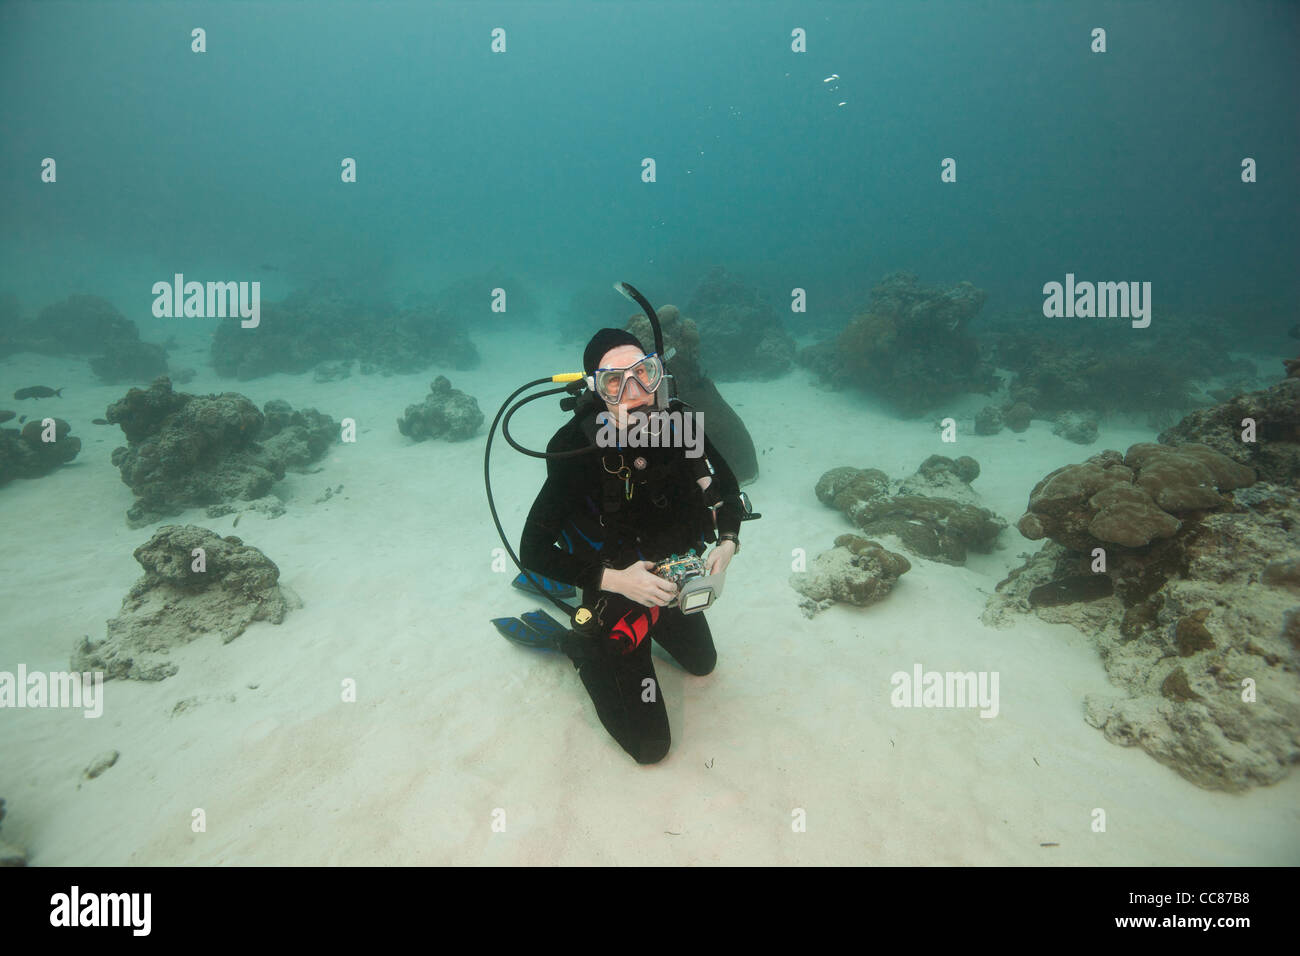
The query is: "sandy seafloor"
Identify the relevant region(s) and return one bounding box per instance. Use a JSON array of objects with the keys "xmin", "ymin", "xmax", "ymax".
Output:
[{"xmin": 2, "ymin": 320, "xmax": 1298, "ymax": 866}]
